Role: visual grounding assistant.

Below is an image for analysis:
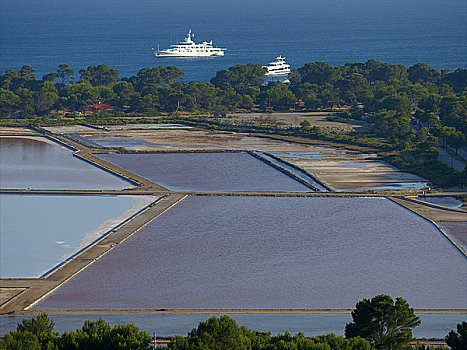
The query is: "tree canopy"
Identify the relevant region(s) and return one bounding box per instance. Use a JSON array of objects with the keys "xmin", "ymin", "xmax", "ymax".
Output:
[
  {"xmin": 168, "ymin": 315, "xmax": 372, "ymax": 350},
  {"xmin": 2, "ymin": 311, "xmax": 463, "ymax": 350},
  {"xmin": 445, "ymin": 321, "xmax": 467, "ymax": 350},
  {"xmin": 0, "ymin": 313, "xmax": 58, "ymax": 350},
  {"xmin": 0, "ymin": 315, "xmax": 152, "ymax": 350},
  {"xmin": 345, "ymin": 294, "xmax": 421, "ymax": 350}
]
